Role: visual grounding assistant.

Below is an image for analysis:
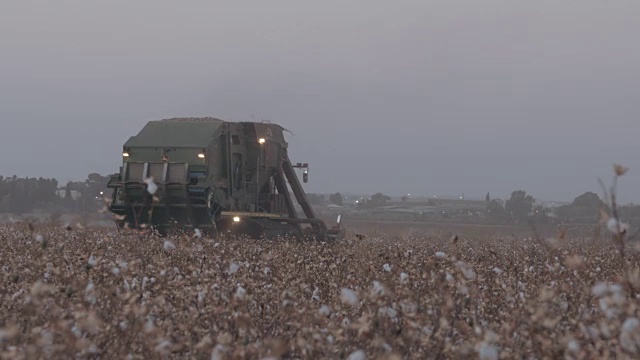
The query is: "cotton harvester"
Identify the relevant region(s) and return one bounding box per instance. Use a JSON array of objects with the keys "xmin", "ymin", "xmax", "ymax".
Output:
[{"xmin": 107, "ymin": 118, "xmax": 345, "ymax": 240}]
